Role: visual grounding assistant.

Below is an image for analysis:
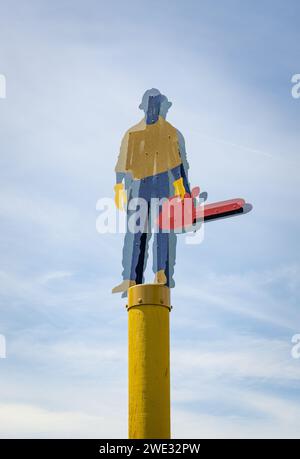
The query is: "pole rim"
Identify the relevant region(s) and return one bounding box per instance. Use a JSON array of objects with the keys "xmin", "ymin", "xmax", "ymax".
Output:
[{"xmin": 127, "ymin": 283, "xmax": 171, "ymax": 311}]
